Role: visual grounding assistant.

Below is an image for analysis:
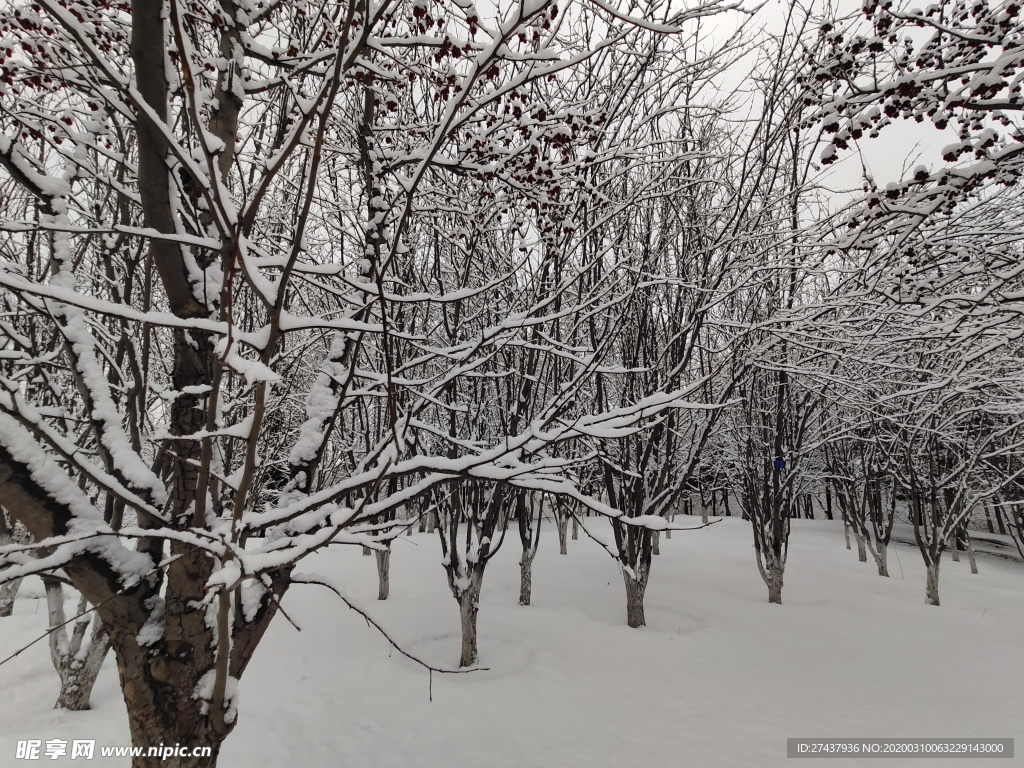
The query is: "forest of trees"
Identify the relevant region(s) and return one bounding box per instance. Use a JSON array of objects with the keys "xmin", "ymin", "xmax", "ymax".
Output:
[{"xmin": 0, "ymin": 0, "xmax": 1021, "ymax": 764}]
